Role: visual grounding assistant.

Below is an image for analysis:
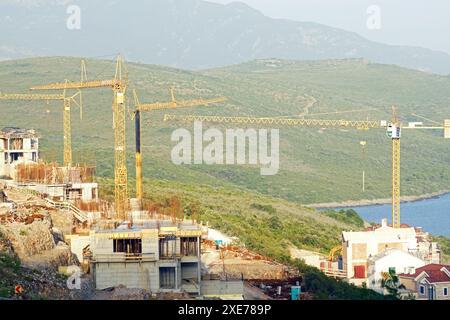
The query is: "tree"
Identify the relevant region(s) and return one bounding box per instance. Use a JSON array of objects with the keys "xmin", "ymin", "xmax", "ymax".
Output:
[{"xmin": 380, "ymin": 269, "xmax": 406, "ymax": 298}]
